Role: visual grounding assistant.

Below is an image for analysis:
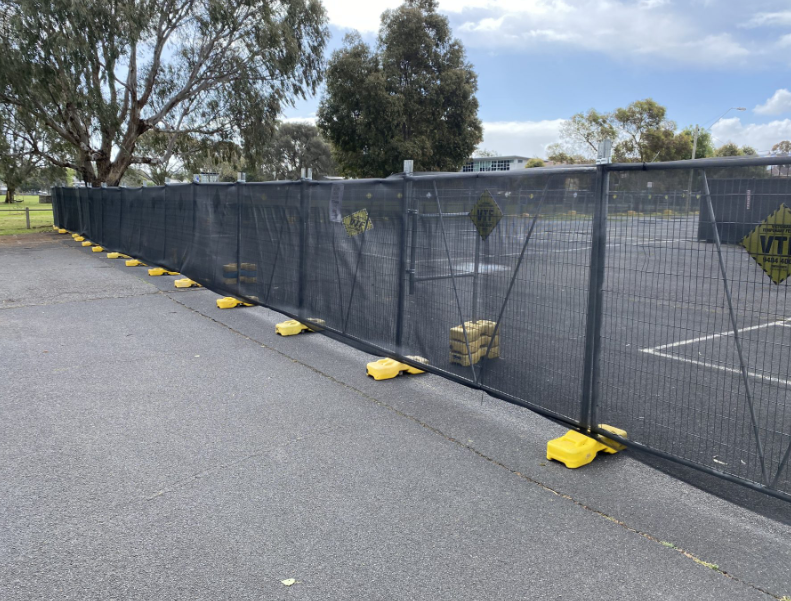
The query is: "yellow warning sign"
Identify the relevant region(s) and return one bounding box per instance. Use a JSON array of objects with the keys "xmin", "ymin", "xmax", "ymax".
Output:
[
  {"xmin": 741, "ymin": 204, "xmax": 791, "ymax": 284},
  {"xmin": 469, "ymin": 190, "xmax": 503, "ymax": 240},
  {"xmin": 343, "ymin": 208, "xmax": 373, "ymax": 237}
]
